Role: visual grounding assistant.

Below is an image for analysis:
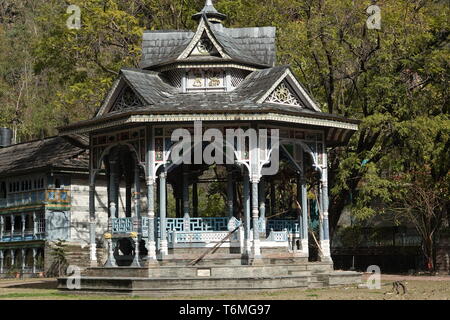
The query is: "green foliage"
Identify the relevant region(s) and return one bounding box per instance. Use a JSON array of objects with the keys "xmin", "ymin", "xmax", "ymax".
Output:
[
  {"xmin": 48, "ymin": 239, "xmax": 68, "ymax": 277},
  {"xmin": 0, "ymin": 1, "xmax": 448, "ymax": 242}
]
